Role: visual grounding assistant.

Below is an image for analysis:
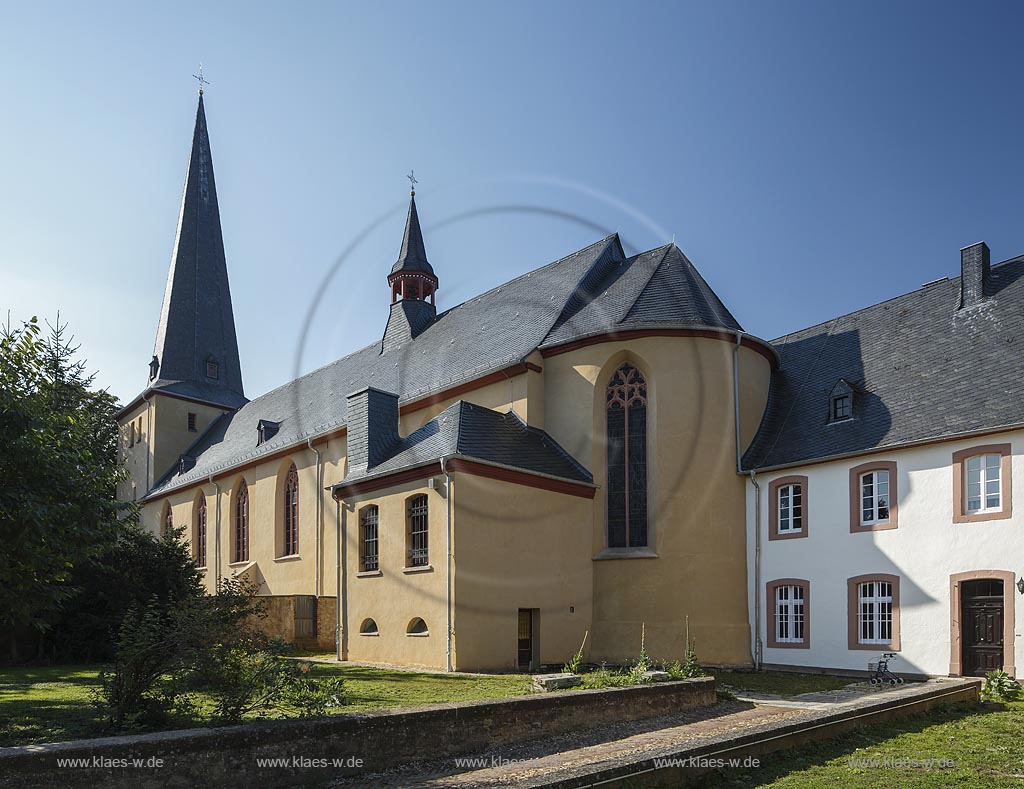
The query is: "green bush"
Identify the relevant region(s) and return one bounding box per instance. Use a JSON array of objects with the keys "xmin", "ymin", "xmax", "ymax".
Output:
[
  {"xmin": 279, "ymin": 664, "xmax": 347, "ymax": 717},
  {"xmin": 981, "ymin": 670, "xmax": 1022, "ymax": 702}
]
